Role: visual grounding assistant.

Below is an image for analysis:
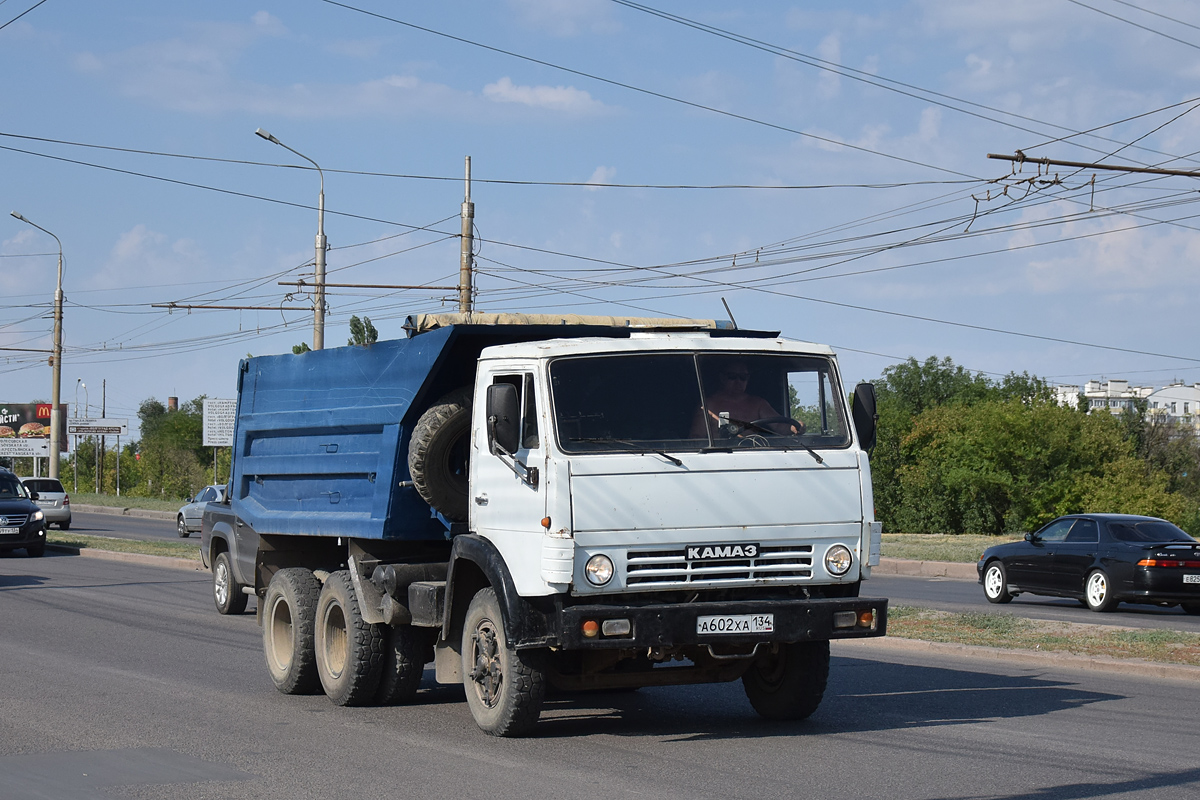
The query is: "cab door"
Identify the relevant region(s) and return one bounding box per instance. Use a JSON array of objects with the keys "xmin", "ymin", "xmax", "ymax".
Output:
[{"xmin": 470, "ymin": 367, "xmax": 547, "ymax": 579}]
